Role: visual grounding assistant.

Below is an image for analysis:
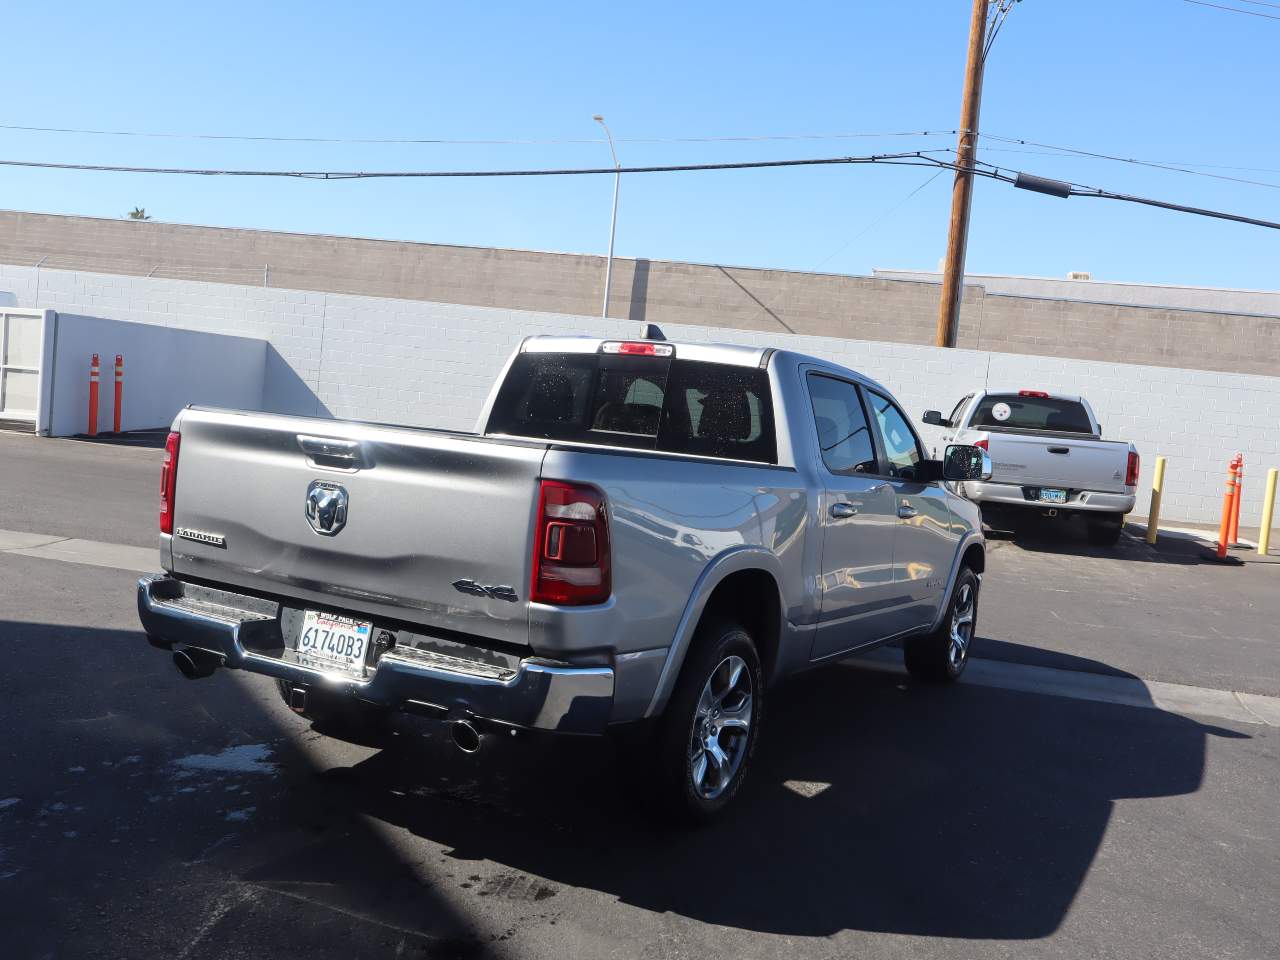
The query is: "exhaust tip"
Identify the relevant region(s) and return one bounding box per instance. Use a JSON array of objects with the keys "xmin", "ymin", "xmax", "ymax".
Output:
[
  {"xmin": 451, "ymin": 719, "xmax": 482, "ymax": 754},
  {"xmin": 173, "ymin": 648, "xmax": 219, "ymax": 680}
]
